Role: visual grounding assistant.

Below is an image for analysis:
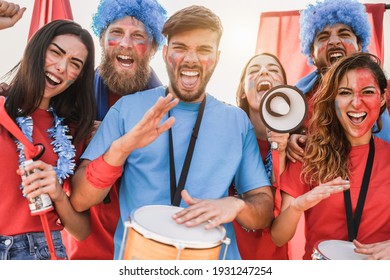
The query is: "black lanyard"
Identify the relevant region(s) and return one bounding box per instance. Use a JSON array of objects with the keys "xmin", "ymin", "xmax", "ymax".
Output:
[
  {"xmin": 343, "ymin": 137, "xmax": 375, "ymax": 241},
  {"xmin": 168, "ymin": 92, "xmax": 206, "ymax": 206}
]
